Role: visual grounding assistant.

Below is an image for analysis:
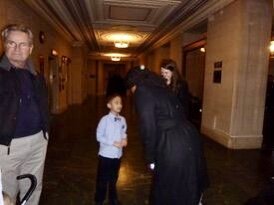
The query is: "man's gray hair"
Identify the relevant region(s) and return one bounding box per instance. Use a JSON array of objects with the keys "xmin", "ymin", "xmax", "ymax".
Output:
[{"xmin": 1, "ymin": 24, "xmax": 34, "ymax": 44}]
